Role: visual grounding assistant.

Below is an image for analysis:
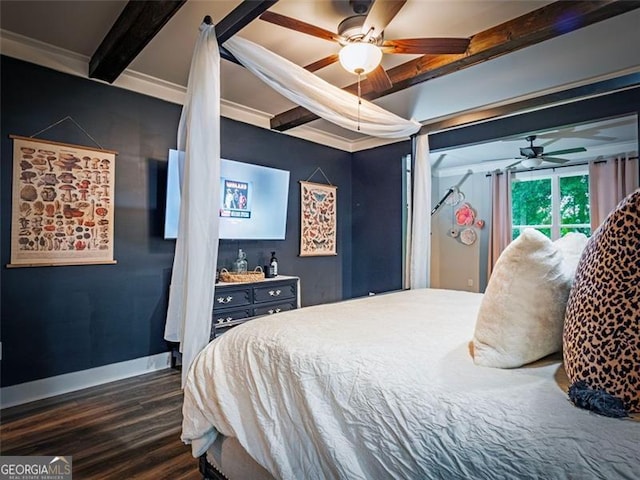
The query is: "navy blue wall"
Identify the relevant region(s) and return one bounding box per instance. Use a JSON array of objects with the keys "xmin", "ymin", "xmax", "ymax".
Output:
[
  {"xmin": 351, "ymin": 141, "xmax": 410, "ymax": 297},
  {"xmin": 217, "ymin": 118, "xmax": 352, "ymax": 306},
  {"xmin": 0, "ymin": 56, "xmax": 352, "ymax": 387}
]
